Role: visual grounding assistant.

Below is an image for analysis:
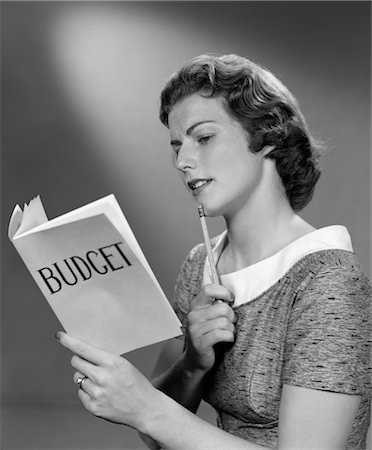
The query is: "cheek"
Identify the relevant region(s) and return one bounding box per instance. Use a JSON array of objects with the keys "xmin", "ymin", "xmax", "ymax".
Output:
[
  {"xmin": 229, "ymin": 162, "xmax": 263, "ymax": 198},
  {"xmin": 224, "ymin": 153, "xmax": 261, "ymax": 181}
]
